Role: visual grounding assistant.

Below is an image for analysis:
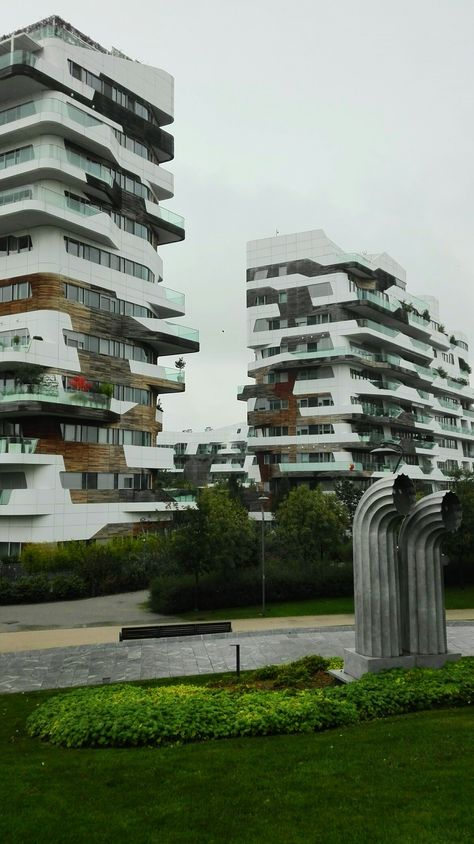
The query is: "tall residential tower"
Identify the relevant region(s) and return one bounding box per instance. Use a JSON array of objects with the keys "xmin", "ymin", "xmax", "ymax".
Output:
[
  {"xmin": 240, "ymin": 229, "xmax": 474, "ymax": 498},
  {"xmin": 0, "ymin": 16, "xmax": 198, "ymax": 551}
]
